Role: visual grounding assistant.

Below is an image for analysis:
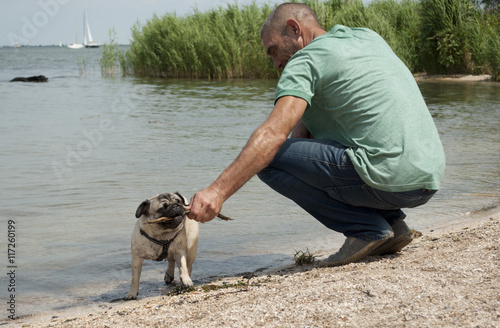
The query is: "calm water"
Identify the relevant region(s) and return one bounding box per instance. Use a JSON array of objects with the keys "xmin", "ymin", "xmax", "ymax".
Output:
[{"xmin": 0, "ymin": 47, "xmax": 499, "ymax": 318}]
